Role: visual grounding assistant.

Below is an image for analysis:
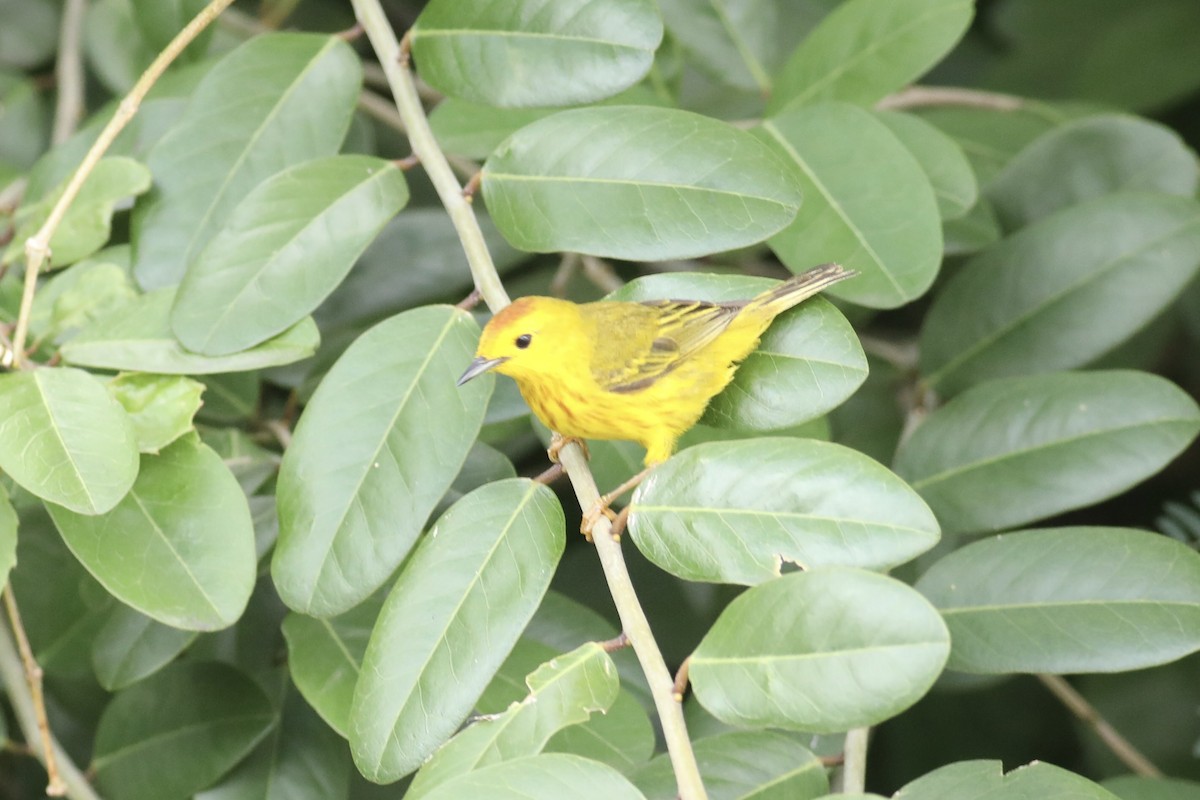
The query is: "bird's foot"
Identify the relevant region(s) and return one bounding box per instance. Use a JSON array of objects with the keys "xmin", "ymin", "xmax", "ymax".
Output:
[
  {"xmin": 580, "ymin": 501, "xmax": 619, "ymax": 541},
  {"xmin": 547, "ymin": 433, "xmax": 589, "ymax": 465}
]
